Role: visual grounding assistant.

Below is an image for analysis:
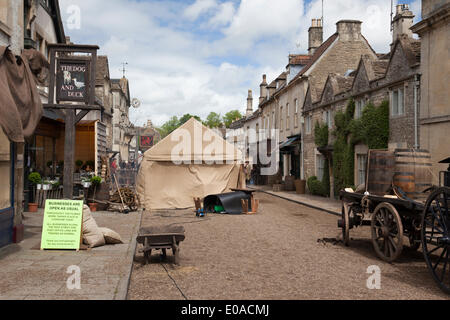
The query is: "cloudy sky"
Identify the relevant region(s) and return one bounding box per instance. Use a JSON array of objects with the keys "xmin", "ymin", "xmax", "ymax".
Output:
[{"xmin": 59, "ymin": 0, "xmax": 421, "ymax": 127}]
